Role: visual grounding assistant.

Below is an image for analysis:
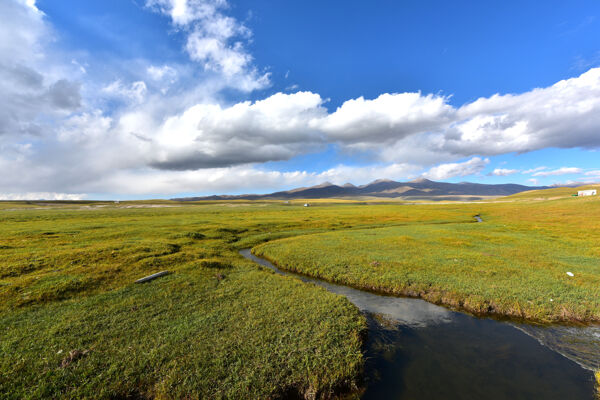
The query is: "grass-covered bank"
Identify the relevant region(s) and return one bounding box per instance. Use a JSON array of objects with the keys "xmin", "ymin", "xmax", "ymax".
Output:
[{"xmin": 254, "ymin": 193, "xmax": 600, "ymax": 323}]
